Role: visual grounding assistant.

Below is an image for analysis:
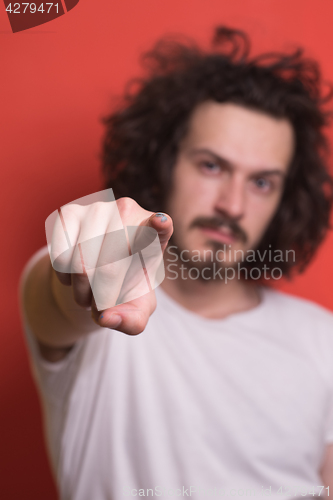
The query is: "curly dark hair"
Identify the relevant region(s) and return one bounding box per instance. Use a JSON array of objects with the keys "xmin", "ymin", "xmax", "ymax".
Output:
[{"xmin": 102, "ymin": 26, "xmax": 333, "ymax": 278}]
